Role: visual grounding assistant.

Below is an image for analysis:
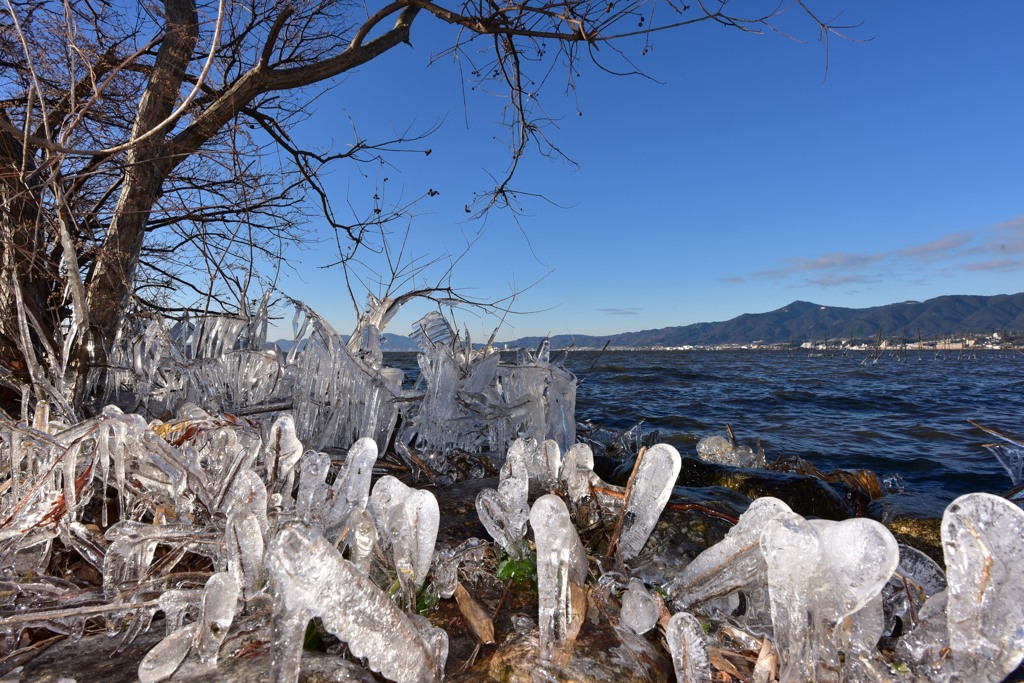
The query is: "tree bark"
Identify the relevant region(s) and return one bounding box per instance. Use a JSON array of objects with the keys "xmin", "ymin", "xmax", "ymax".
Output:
[{"xmin": 83, "ymin": 0, "xmax": 199, "ymax": 374}]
